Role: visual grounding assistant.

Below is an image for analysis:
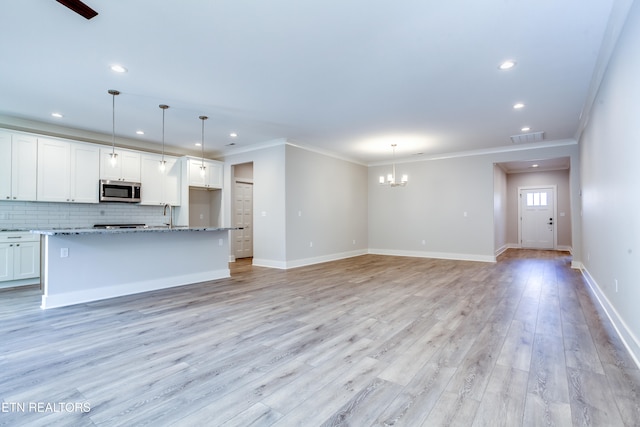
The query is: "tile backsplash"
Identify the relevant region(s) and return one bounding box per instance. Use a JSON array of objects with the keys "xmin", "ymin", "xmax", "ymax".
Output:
[{"xmin": 0, "ymin": 201, "xmax": 168, "ymax": 230}]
